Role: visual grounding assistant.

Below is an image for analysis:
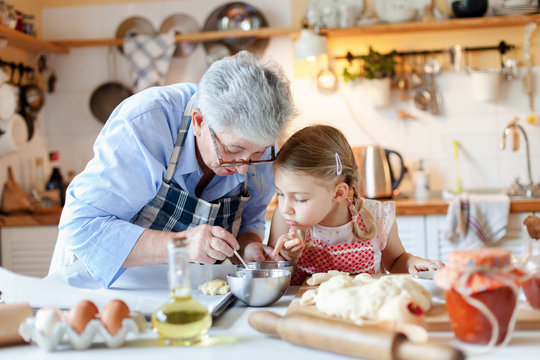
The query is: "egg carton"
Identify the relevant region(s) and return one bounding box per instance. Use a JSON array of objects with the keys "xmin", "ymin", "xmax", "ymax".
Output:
[{"xmin": 19, "ymin": 312, "xmax": 148, "ymax": 351}]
